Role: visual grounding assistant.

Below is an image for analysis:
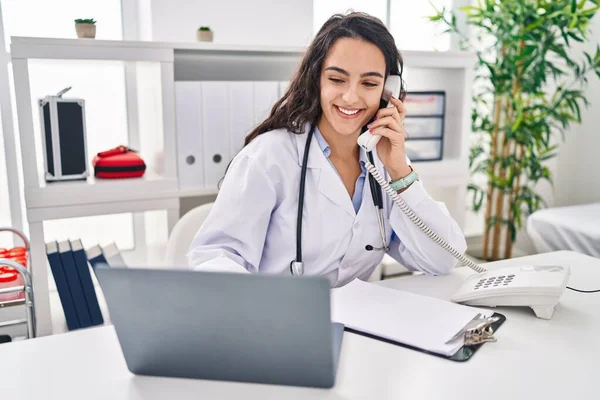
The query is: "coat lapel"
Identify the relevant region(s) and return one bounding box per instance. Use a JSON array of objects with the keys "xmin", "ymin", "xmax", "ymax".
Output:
[{"xmin": 293, "ymin": 125, "xmax": 356, "ymax": 218}]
